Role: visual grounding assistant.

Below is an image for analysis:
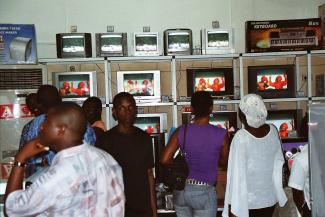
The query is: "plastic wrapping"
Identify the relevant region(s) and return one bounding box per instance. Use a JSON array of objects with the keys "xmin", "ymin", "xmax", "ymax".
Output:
[{"xmin": 309, "ymin": 103, "xmax": 325, "ymax": 217}]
